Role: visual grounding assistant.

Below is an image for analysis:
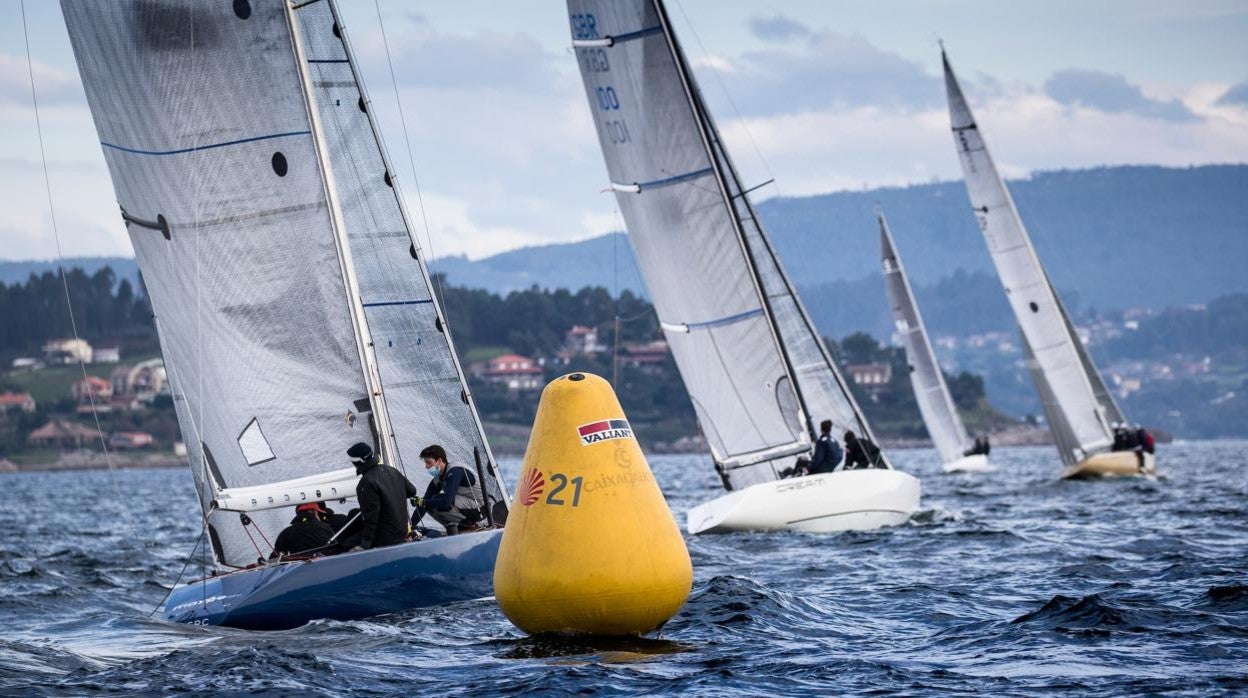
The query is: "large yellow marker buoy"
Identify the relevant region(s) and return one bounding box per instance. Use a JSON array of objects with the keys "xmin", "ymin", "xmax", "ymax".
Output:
[{"xmin": 494, "ymin": 372, "xmax": 692, "ymax": 635}]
